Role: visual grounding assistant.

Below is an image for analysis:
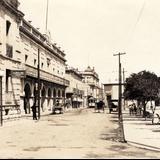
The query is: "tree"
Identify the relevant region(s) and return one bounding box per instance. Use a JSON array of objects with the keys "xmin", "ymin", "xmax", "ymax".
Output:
[{"xmin": 124, "ymin": 70, "xmax": 160, "ymax": 117}]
